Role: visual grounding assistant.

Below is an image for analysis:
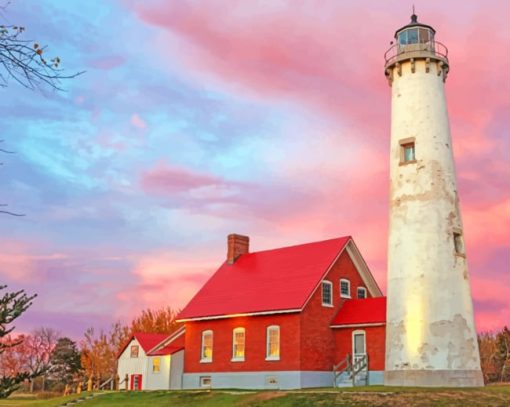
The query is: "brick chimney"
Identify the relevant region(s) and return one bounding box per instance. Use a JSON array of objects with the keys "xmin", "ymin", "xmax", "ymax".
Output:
[{"xmin": 227, "ymin": 234, "xmax": 249, "ymax": 264}]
